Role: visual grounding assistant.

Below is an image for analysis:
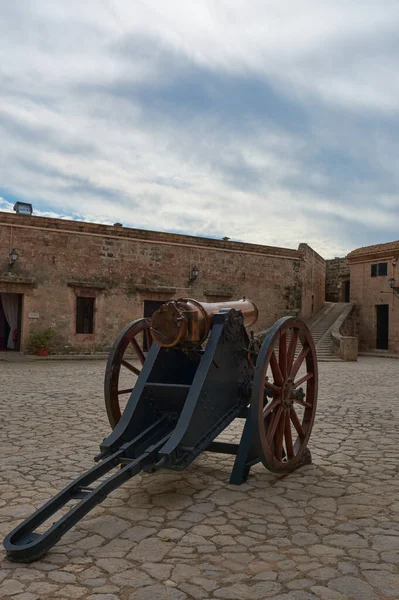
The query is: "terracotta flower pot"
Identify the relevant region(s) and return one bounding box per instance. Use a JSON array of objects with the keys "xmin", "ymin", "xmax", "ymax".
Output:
[{"xmin": 36, "ymin": 347, "xmax": 49, "ymax": 357}]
